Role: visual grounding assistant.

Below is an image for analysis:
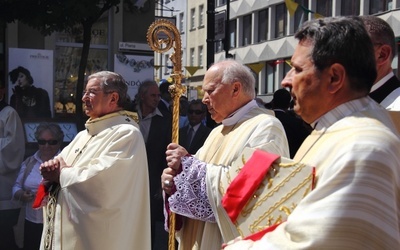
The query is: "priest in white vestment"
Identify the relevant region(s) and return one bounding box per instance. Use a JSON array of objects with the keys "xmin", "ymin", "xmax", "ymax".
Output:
[
  {"xmin": 361, "ymin": 16, "xmax": 400, "ymax": 111},
  {"xmin": 37, "ymin": 71, "xmax": 151, "ymax": 250},
  {"xmin": 162, "ymin": 59, "xmax": 289, "ymax": 250},
  {"xmin": 224, "ymin": 16, "xmax": 400, "ymax": 250}
]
